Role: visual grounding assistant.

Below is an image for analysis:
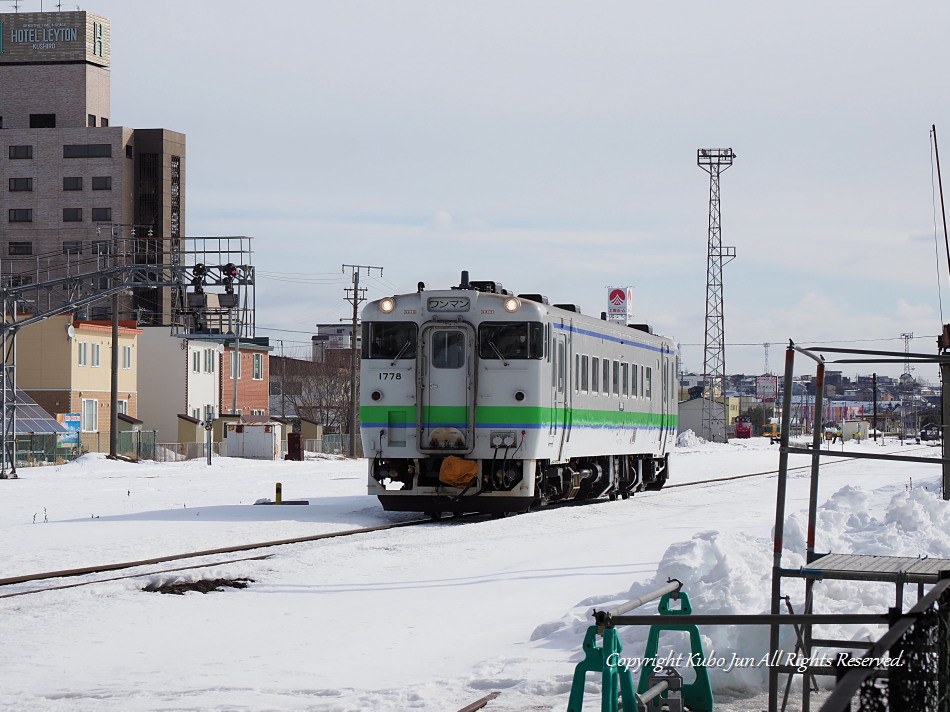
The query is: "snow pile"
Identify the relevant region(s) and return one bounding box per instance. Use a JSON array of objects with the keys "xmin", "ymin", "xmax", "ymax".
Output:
[{"xmin": 676, "ymin": 429, "xmax": 704, "ymax": 447}]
